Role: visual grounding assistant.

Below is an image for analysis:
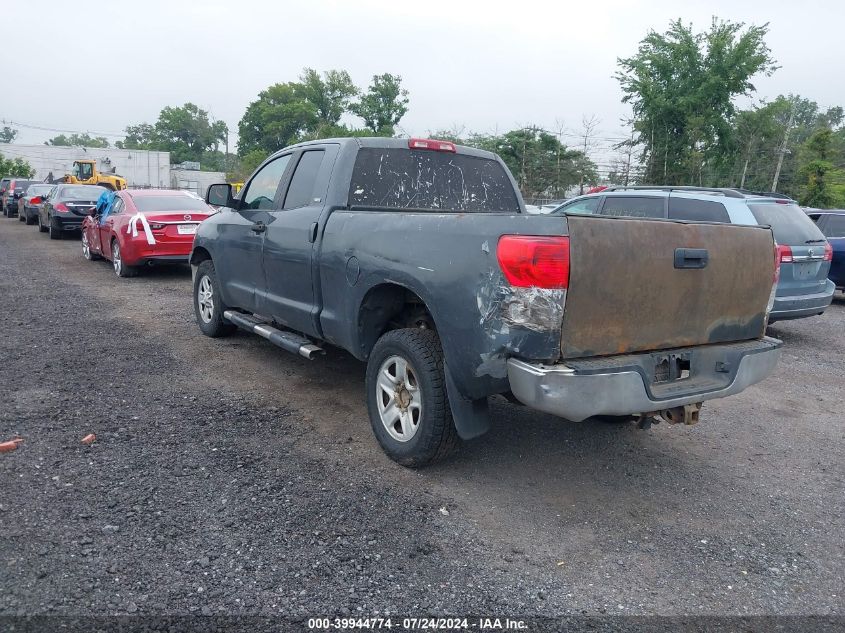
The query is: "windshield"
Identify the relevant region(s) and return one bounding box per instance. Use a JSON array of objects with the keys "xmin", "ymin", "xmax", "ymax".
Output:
[
  {"xmin": 132, "ymin": 195, "xmax": 211, "ymax": 213},
  {"xmin": 748, "ymin": 203, "xmax": 826, "ymax": 245},
  {"xmin": 348, "ymin": 148, "xmax": 520, "ymax": 213},
  {"xmin": 61, "ymin": 185, "xmax": 107, "ymax": 200}
]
